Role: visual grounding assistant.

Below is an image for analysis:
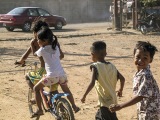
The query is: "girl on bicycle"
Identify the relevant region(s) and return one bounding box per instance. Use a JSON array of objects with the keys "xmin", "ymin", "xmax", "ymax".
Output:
[
  {"xmin": 15, "ymin": 19, "xmax": 64, "ymax": 90},
  {"xmin": 33, "ymin": 27, "xmax": 79, "ymax": 116}
]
